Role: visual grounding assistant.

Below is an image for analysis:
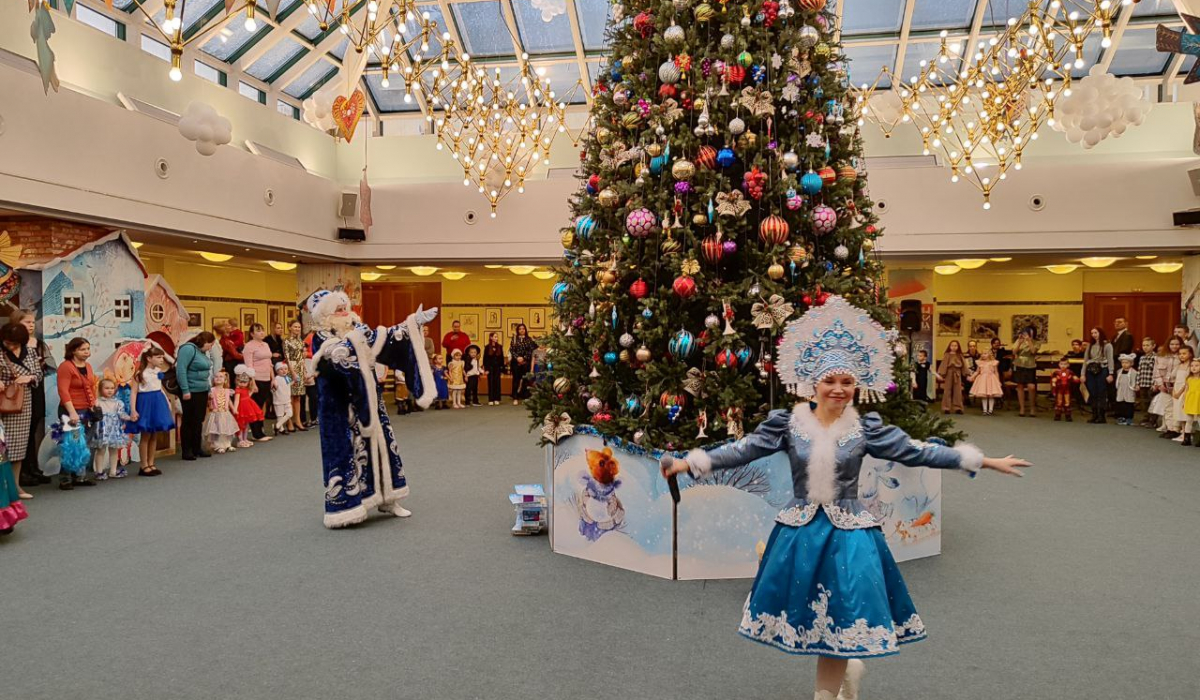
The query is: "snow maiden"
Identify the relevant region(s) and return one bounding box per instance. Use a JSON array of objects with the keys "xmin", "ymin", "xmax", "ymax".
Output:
[{"xmin": 661, "ymin": 297, "xmax": 1029, "ymax": 700}]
